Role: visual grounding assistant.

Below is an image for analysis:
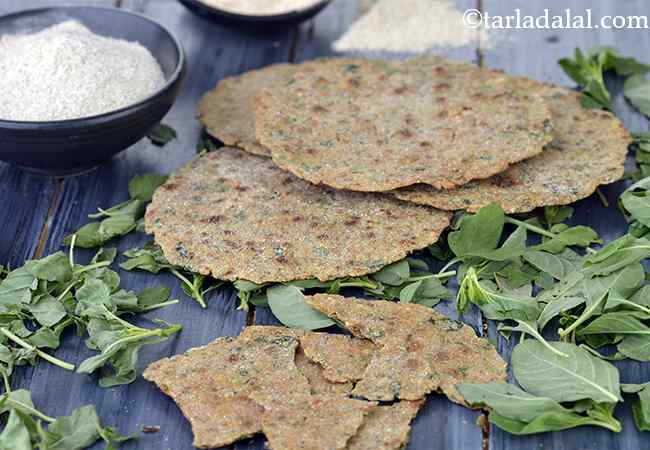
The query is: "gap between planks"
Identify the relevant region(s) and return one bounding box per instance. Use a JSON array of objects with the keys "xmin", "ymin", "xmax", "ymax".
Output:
[
  {"xmin": 475, "ymin": 0, "xmax": 491, "ymax": 448},
  {"xmin": 32, "ymin": 179, "xmax": 65, "ymax": 259}
]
